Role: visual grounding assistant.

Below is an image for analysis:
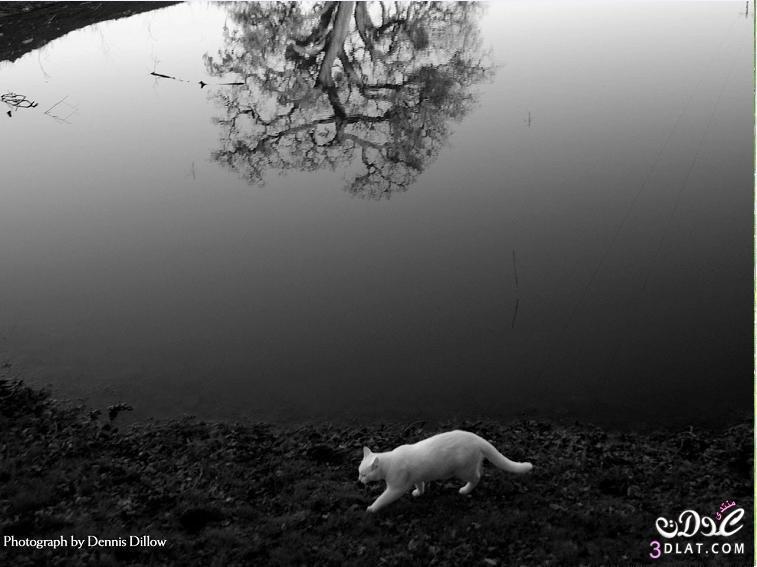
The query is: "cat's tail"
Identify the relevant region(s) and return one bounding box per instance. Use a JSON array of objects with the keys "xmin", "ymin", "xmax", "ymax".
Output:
[{"xmin": 480, "ymin": 440, "xmax": 533, "ymax": 474}]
